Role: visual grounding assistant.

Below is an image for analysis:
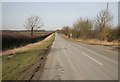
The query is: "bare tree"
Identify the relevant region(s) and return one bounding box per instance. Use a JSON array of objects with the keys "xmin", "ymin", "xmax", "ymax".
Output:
[
  {"xmin": 24, "ymin": 15, "xmax": 43, "ymax": 36},
  {"xmin": 95, "ymin": 3, "xmax": 113, "ymax": 40},
  {"xmin": 95, "ymin": 3, "xmax": 113, "ymax": 31},
  {"xmin": 62, "ymin": 26, "xmax": 70, "ymax": 36},
  {"xmin": 73, "ymin": 18, "xmax": 93, "ymax": 39}
]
